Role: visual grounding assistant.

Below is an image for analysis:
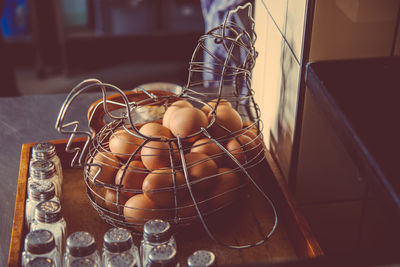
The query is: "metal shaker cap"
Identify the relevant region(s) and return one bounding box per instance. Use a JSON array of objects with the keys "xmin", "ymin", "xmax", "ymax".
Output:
[
  {"xmin": 30, "ymin": 160, "xmax": 56, "ymax": 180},
  {"xmin": 66, "ymin": 232, "xmax": 97, "ymax": 258},
  {"xmin": 104, "ymin": 227, "xmax": 133, "ymax": 253},
  {"xmin": 143, "ymin": 219, "xmax": 172, "ymax": 243},
  {"xmin": 25, "ymin": 229, "xmax": 55, "ymax": 255},
  {"xmin": 107, "ymin": 253, "xmax": 136, "ymax": 267},
  {"xmin": 187, "ymin": 250, "xmax": 216, "ymax": 267},
  {"xmin": 26, "ymin": 257, "xmax": 55, "ymax": 267},
  {"xmin": 32, "ymin": 142, "xmax": 56, "ymax": 160},
  {"xmin": 29, "ymin": 181, "xmax": 56, "ymax": 202},
  {"xmin": 70, "ymin": 258, "xmax": 97, "ymax": 267},
  {"xmin": 148, "ymin": 244, "xmax": 177, "ymax": 267},
  {"xmin": 35, "ymin": 200, "xmax": 62, "ymax": 223}
]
